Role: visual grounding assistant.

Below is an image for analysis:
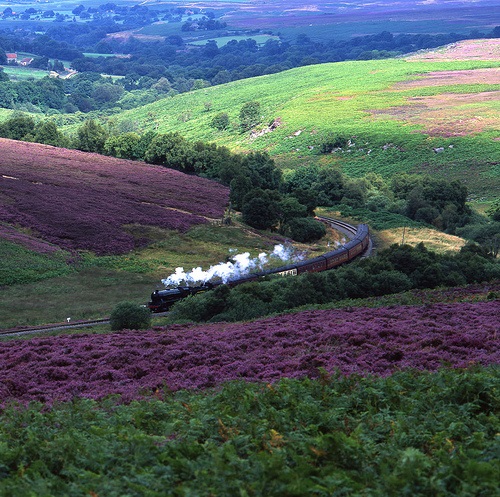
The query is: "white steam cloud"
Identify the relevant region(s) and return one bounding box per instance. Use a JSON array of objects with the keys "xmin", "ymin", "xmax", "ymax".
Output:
[{"xmin": 162, "ymin": 244, "xmax": 303, "ymax": 288}]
